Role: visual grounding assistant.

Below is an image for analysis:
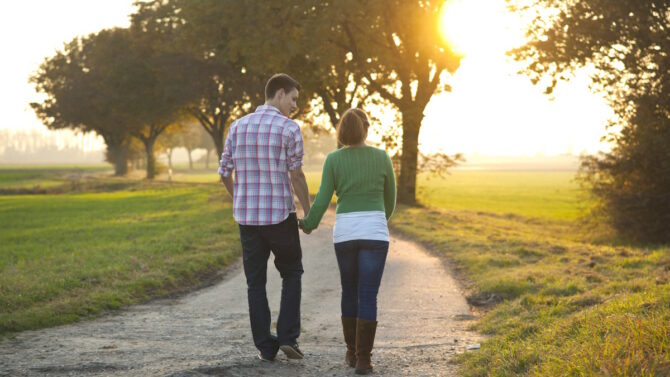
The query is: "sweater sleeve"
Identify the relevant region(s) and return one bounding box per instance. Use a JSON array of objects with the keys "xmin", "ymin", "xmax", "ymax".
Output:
[
  {"xmin": 383, "ymin": 152, "xmax": 396, "ymax": 220},
  {"xmin": 301, "ymin": 154, "xmax": 335, "ymax": 230}
]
